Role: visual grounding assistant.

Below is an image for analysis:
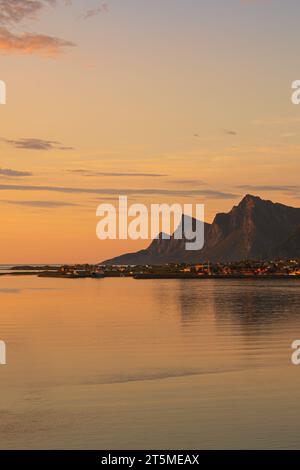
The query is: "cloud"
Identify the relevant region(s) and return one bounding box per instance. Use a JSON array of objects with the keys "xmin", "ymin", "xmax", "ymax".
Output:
[
  {"xmin": 0, "ymin": 1, "xmax": 76, "ymax": 56},
  {"xmin": 0, "ymin": 27, "xmax": 76, "ymax": 56},
  {"xmin": 170, "ymin": 179, "xmax": 205, "ymax": 186},
  {"xmin": 0, "ymin": 0, "xmax": 55, "ymax": 25},
  {"xmin": 82, "ymin": 3, "xmax": 109, "ymax": 20},
  {"xmin": 0, "ymin": 199, "xmax": 78, "ymax": 208},
  {"xmin": 4, "ymin": 138, "xmax": 73, "ymax": 150},
  {"xmin": 224, "ymin": 129, "xmax": 237, "ymax": 136},
  {"xmin": 68, "ymin": 170, "xmax": 167, "ymax": 177},
  {"xmin": 0, "ymin": 183, "xmax": 239, "ymax": 199},
  {"xmin": 237, "ymin": 185, "xmax": 300, "ymax": 193},
  {"xmin": 0, "ymin": 168, "xmax": 32, "ymax": 177}
]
